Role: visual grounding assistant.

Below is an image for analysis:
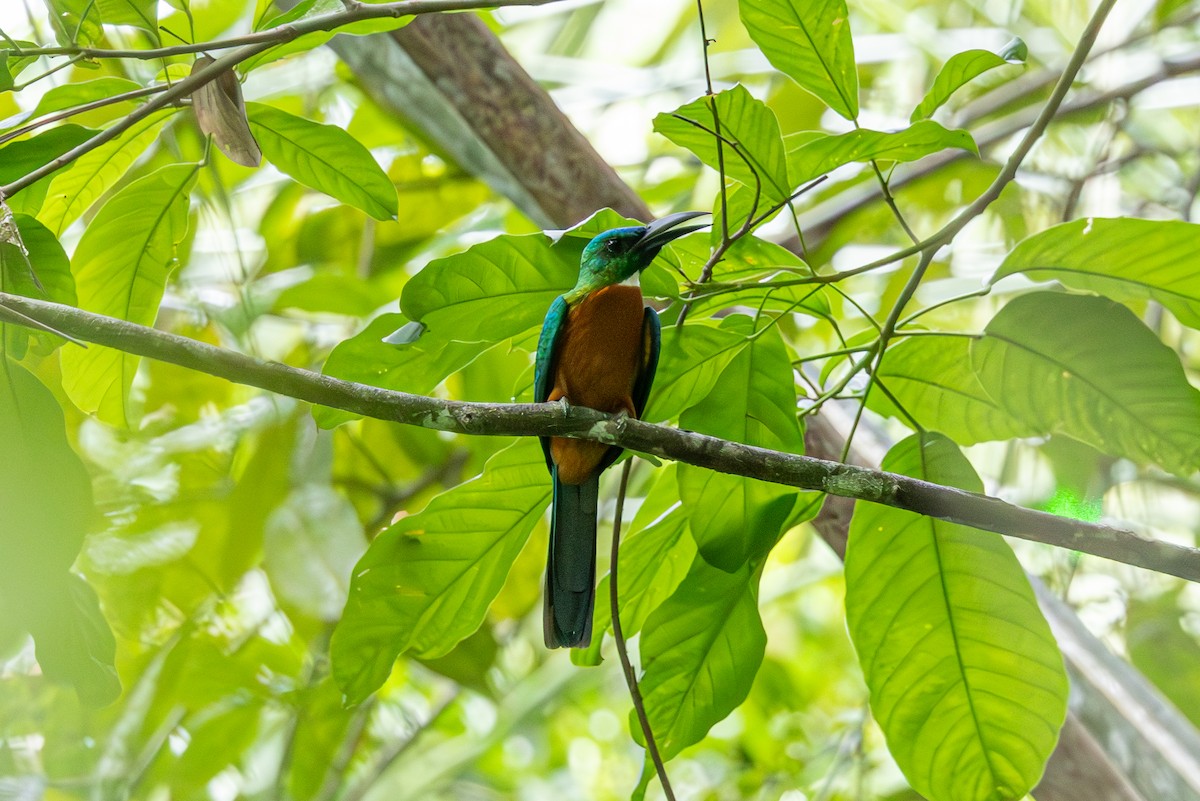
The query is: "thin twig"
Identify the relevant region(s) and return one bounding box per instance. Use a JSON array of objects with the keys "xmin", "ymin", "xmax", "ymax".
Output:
[
  {"xmin": 610, "ymin": 458, "xmax": 675, "ymax": 800},
  {"xmin": 0, "ymin": 85, "xmax": 167, "ymax": 147}
]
